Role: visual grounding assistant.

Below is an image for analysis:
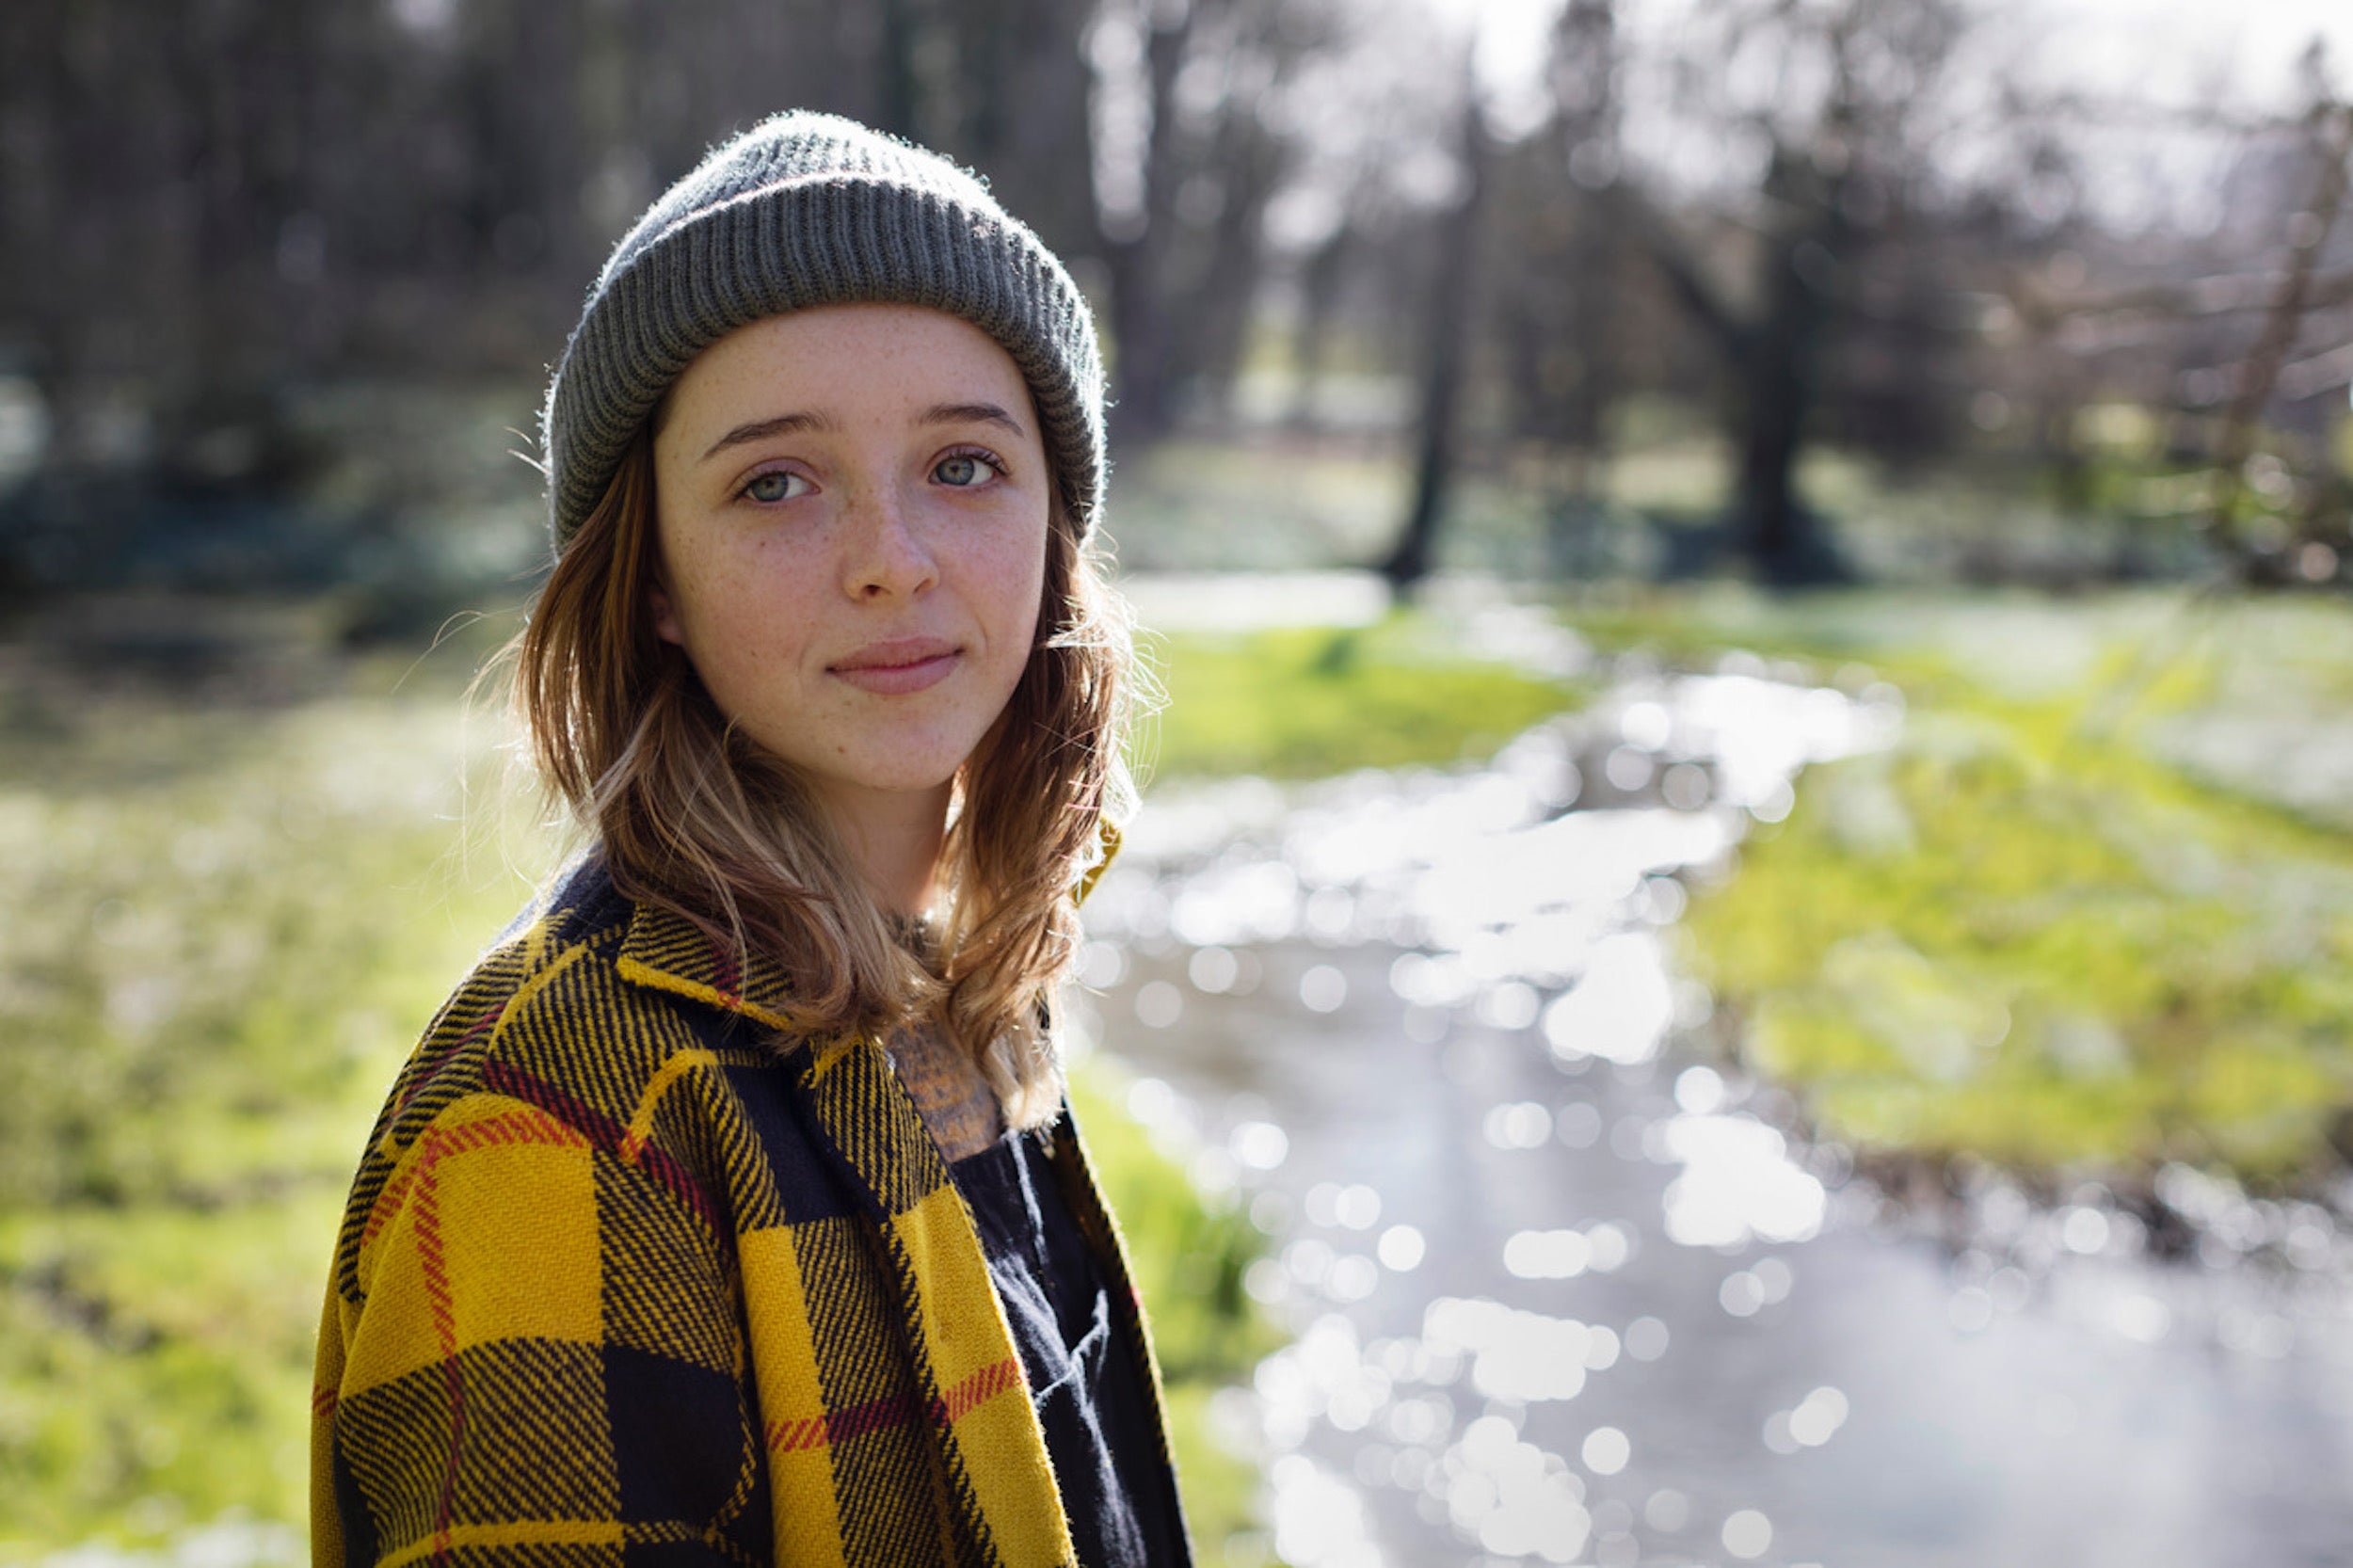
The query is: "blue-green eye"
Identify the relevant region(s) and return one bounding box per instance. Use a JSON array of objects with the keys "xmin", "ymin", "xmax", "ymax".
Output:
[
  {"xmin": 934, "ymin": 451, "xmax": 1000, "ymax": 488},
  {"xmin": 743, "ymin": 471, "xmax": 808, "ymax": 504}
]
